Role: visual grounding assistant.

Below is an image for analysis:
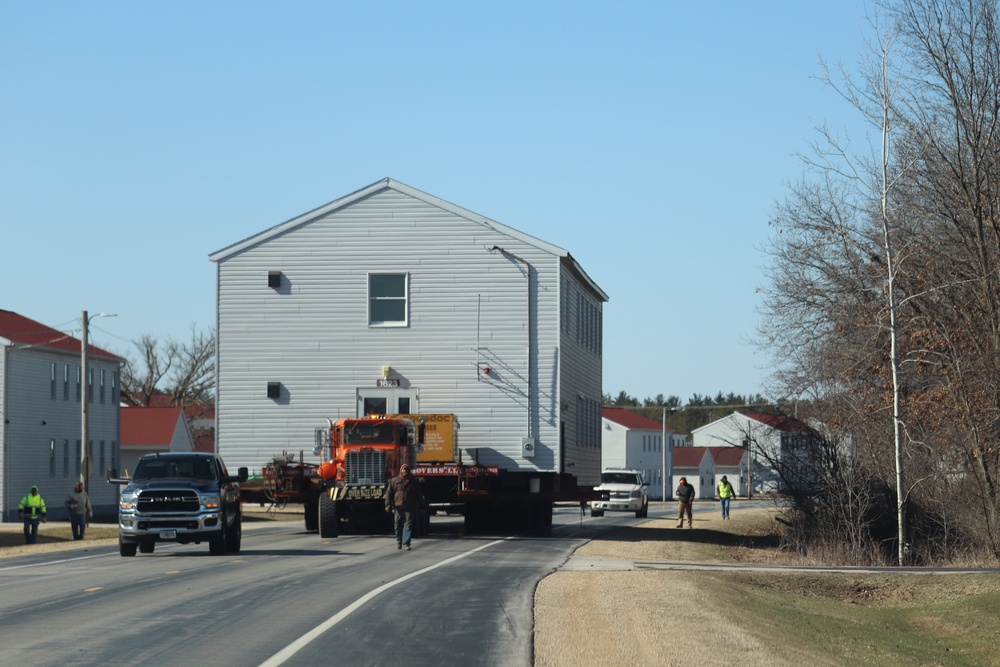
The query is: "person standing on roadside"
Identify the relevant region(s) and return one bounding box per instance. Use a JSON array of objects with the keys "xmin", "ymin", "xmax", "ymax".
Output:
[
  {"xmin": 18, "ymin": 485, "xmax": 47, "ymax": 544},
  {"xmin": 675, "ymin": 477, "xmax": 695, "ymax": 528},
  {"xmin": 716, "ymin": 475, "xmax": 735, "ymax": 520},
  {"xmin": 65, "ymin": 481, "xmax": 93, "ymax": 540},
  {"xmin": 384, "ymin": 463, "xmax": 423, "ymax": 550}
]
